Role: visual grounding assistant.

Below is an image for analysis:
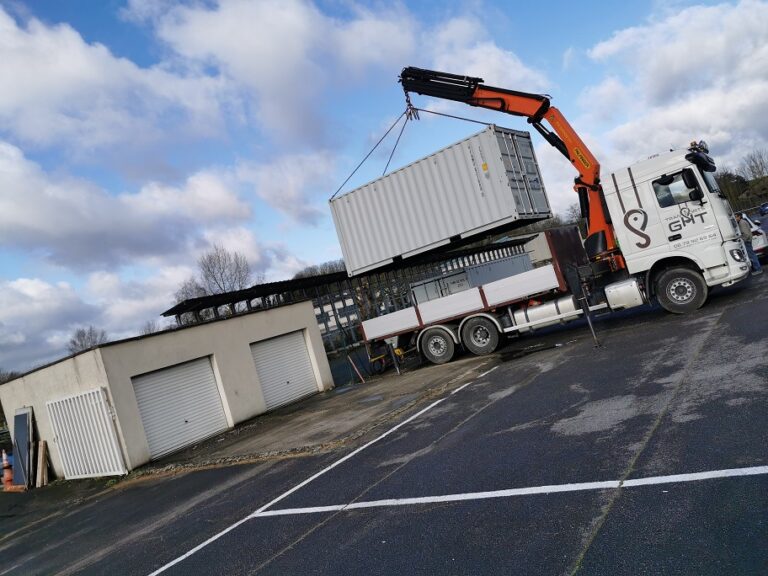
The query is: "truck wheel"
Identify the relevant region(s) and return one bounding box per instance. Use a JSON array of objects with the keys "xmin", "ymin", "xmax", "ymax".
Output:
[
  {"xmin": 461, "ymin": 317, "xmax": 500, "ymax": 356},
  {"xmin": 421, "ymin": 328, "xmax": 455, "ymax": 365},
  {"xmin": 655, "ymin": 267, "xmax": 708, "ymax": 314}
]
